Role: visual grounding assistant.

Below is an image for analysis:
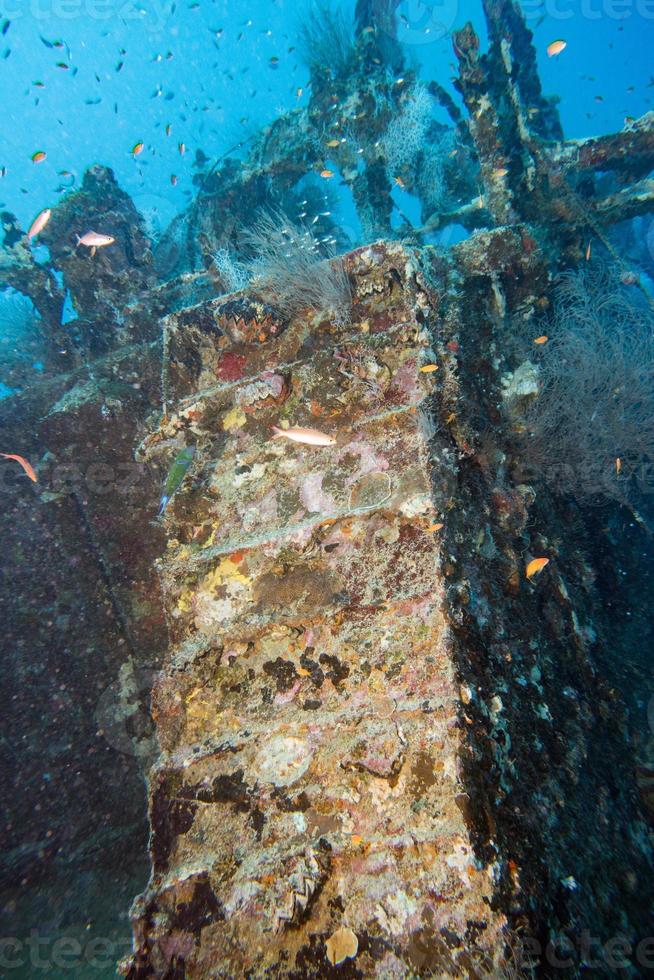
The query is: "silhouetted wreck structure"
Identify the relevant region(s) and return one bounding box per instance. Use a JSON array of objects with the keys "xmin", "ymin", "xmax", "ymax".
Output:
[{"xmin": 1, "ymin": 1, "xmax": 653, "ymax": 976}]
